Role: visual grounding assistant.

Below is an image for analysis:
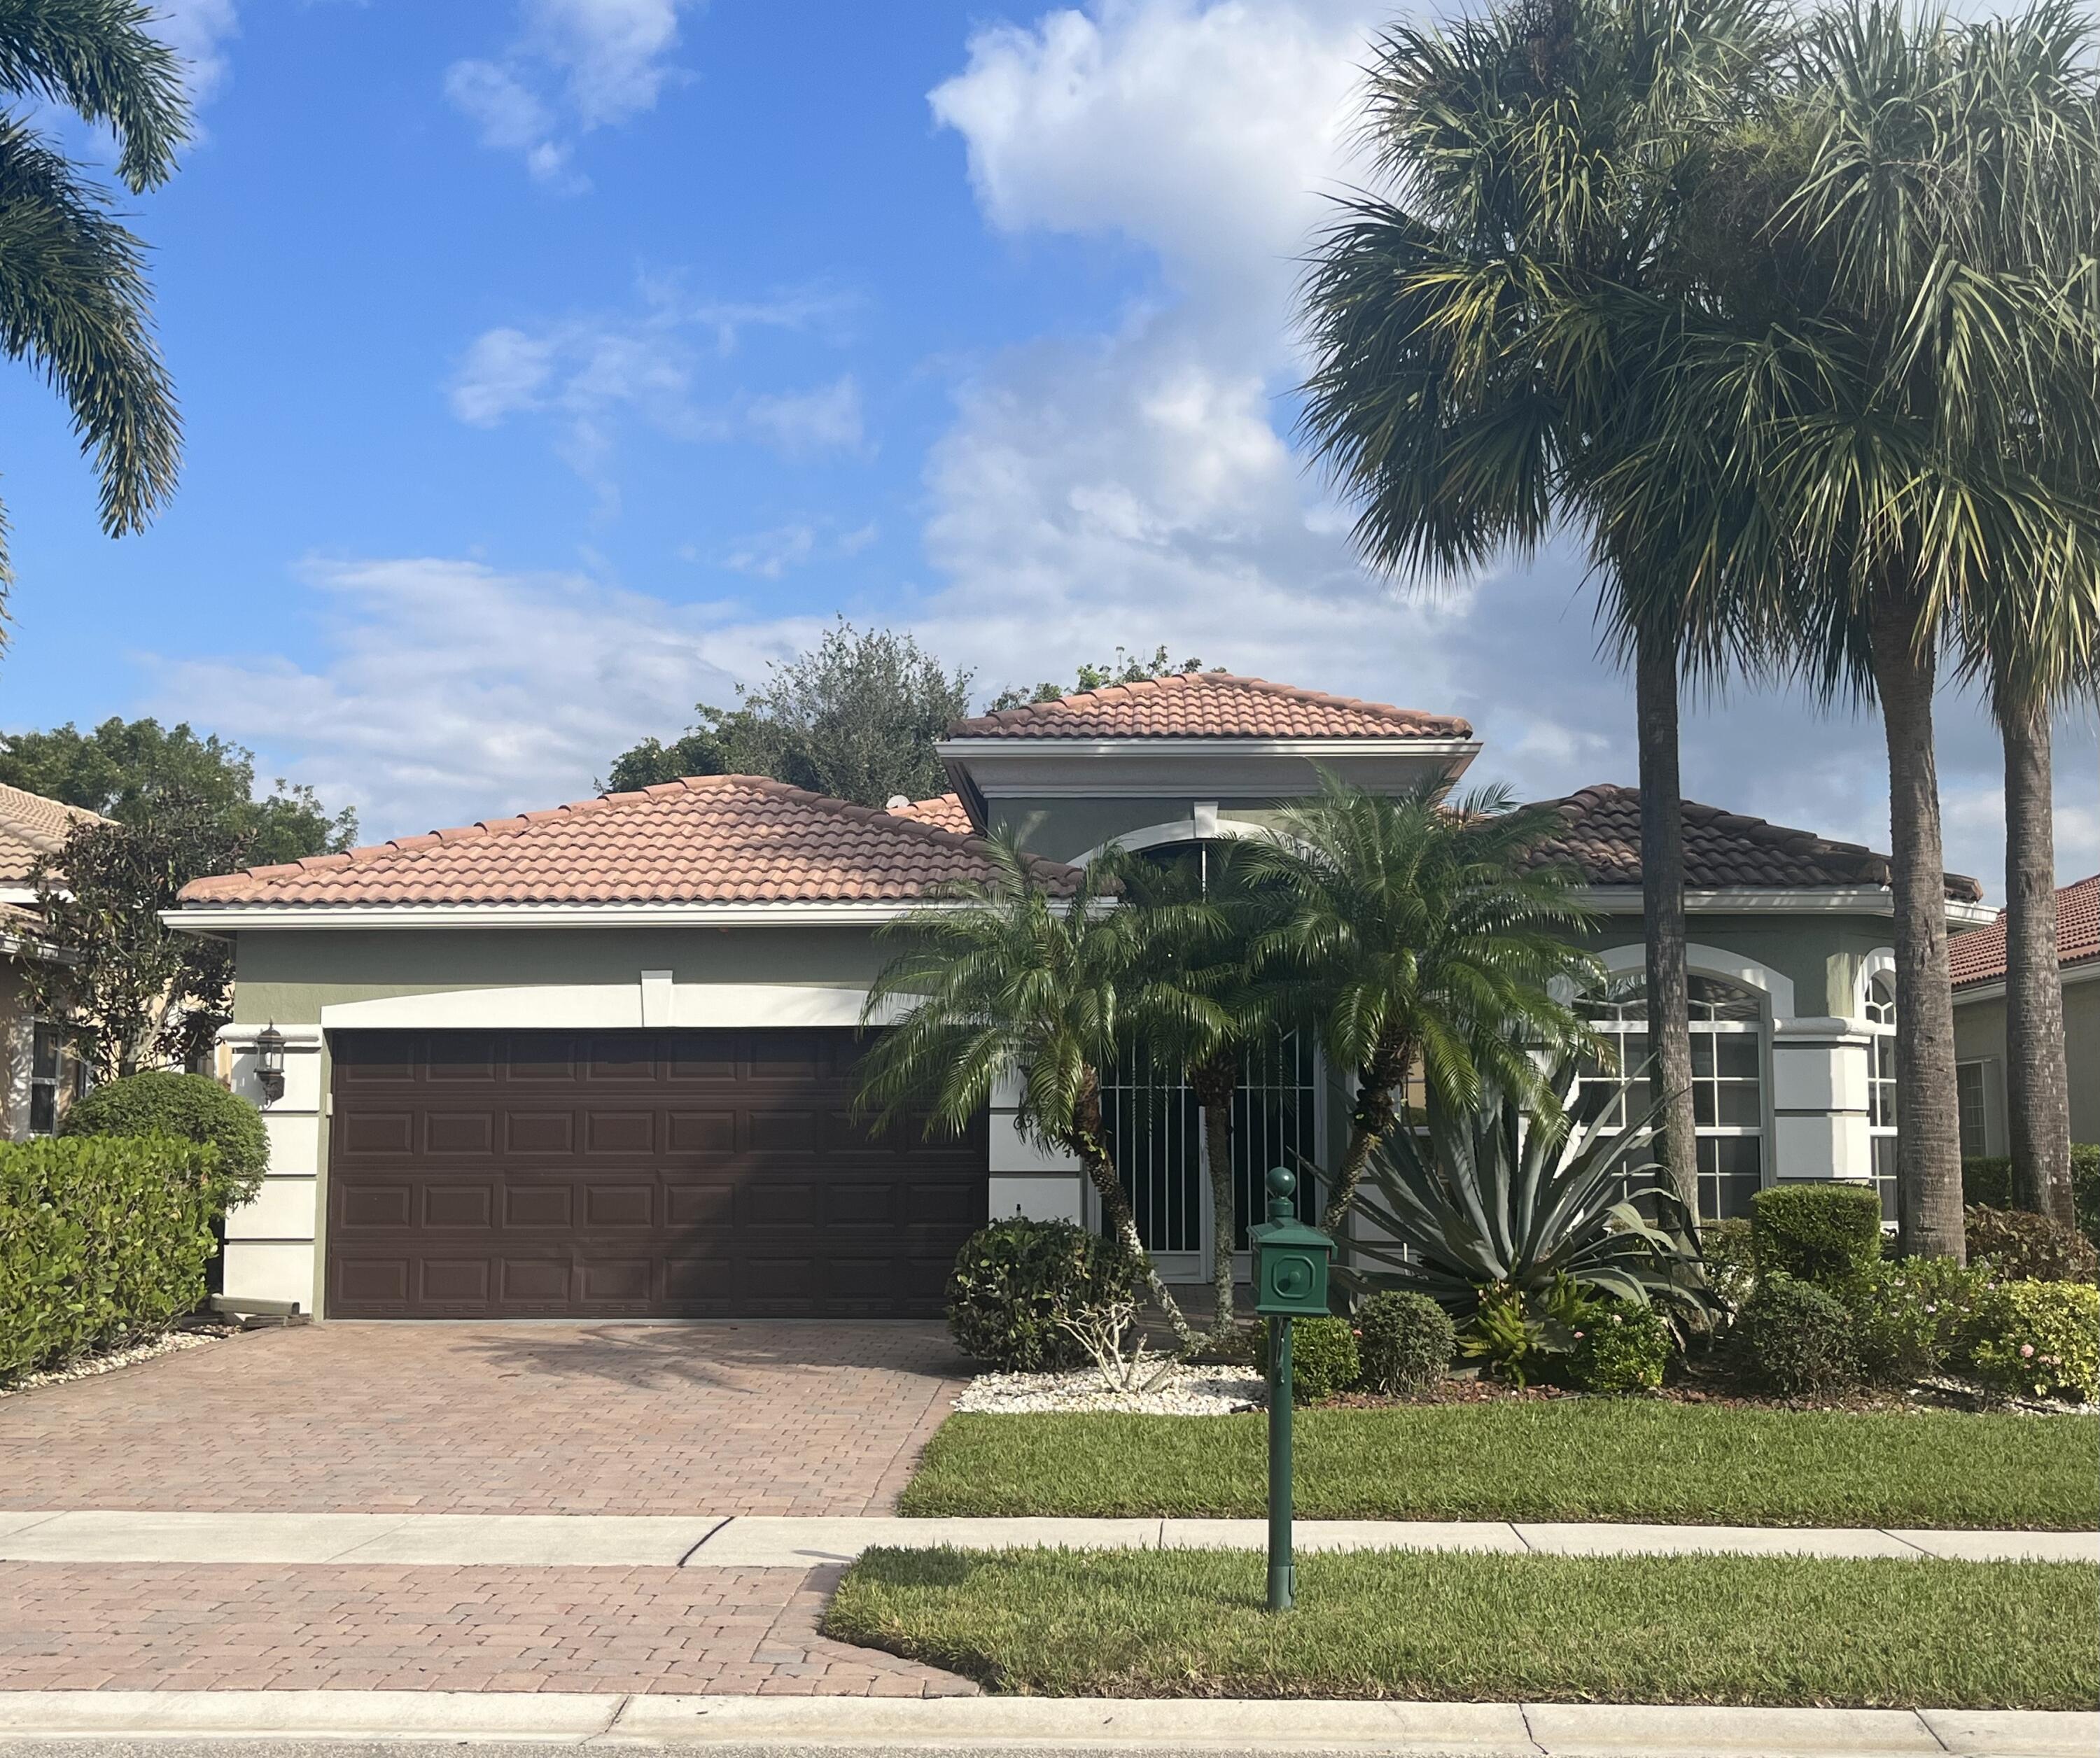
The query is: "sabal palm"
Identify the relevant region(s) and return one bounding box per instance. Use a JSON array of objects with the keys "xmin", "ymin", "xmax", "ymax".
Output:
[
  {"xmin": 1244, "ymin": 775, "xmax": 1604, "ymax": 1230},
  {"xmin": 0, "ymin": 0, "xmax": 190, "ymax": 603},
  {"xmin": 856, "ymin": 829, "xmax": 1210, "ymax": 1347},
  {"xmin": 1297, "ymin": 0, "xmax": 1782, "ymax": 1215}
]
